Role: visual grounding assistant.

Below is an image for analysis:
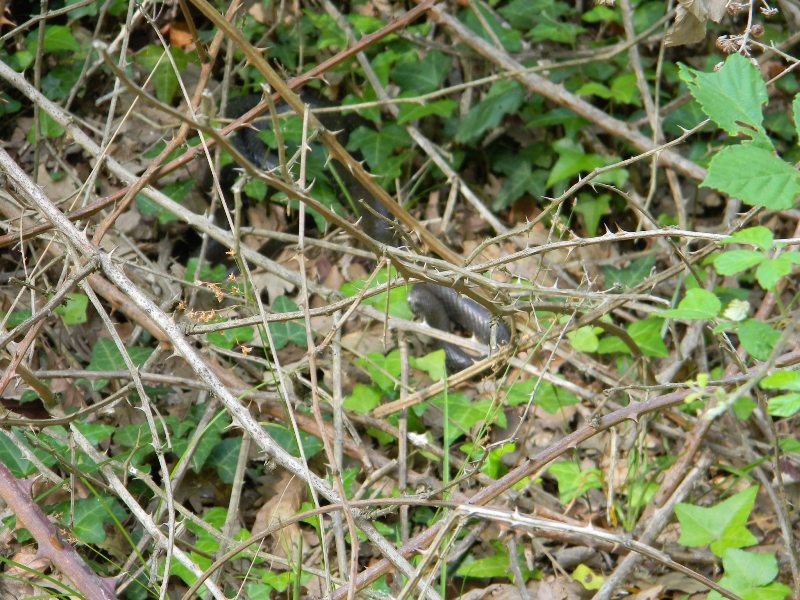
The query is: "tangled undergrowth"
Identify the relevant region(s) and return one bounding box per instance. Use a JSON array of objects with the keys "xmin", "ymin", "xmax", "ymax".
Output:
[{"xmin": 0, "ymin": 0, "xmax": 799, "ymax": 598}]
